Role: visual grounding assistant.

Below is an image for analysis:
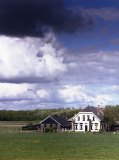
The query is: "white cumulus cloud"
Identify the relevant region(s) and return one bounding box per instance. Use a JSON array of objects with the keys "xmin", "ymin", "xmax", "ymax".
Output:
[
  {"xmin": 0, "ymin": 83, "xmax": 35, "ymax": 99},
  {"xmin": 0, "ymin": 34, "xmax": 67, "ymax": 83},
  {"xmin": 58, "ymin": 84, "xmax": 92, "ymax": 103},
  {"xmin": 58, "ymin": 84, "xmax": 113, "ymax": 107},
  {"xmin": 36, "ymin": 89, "xmax": 49, "ymax": 98}
]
